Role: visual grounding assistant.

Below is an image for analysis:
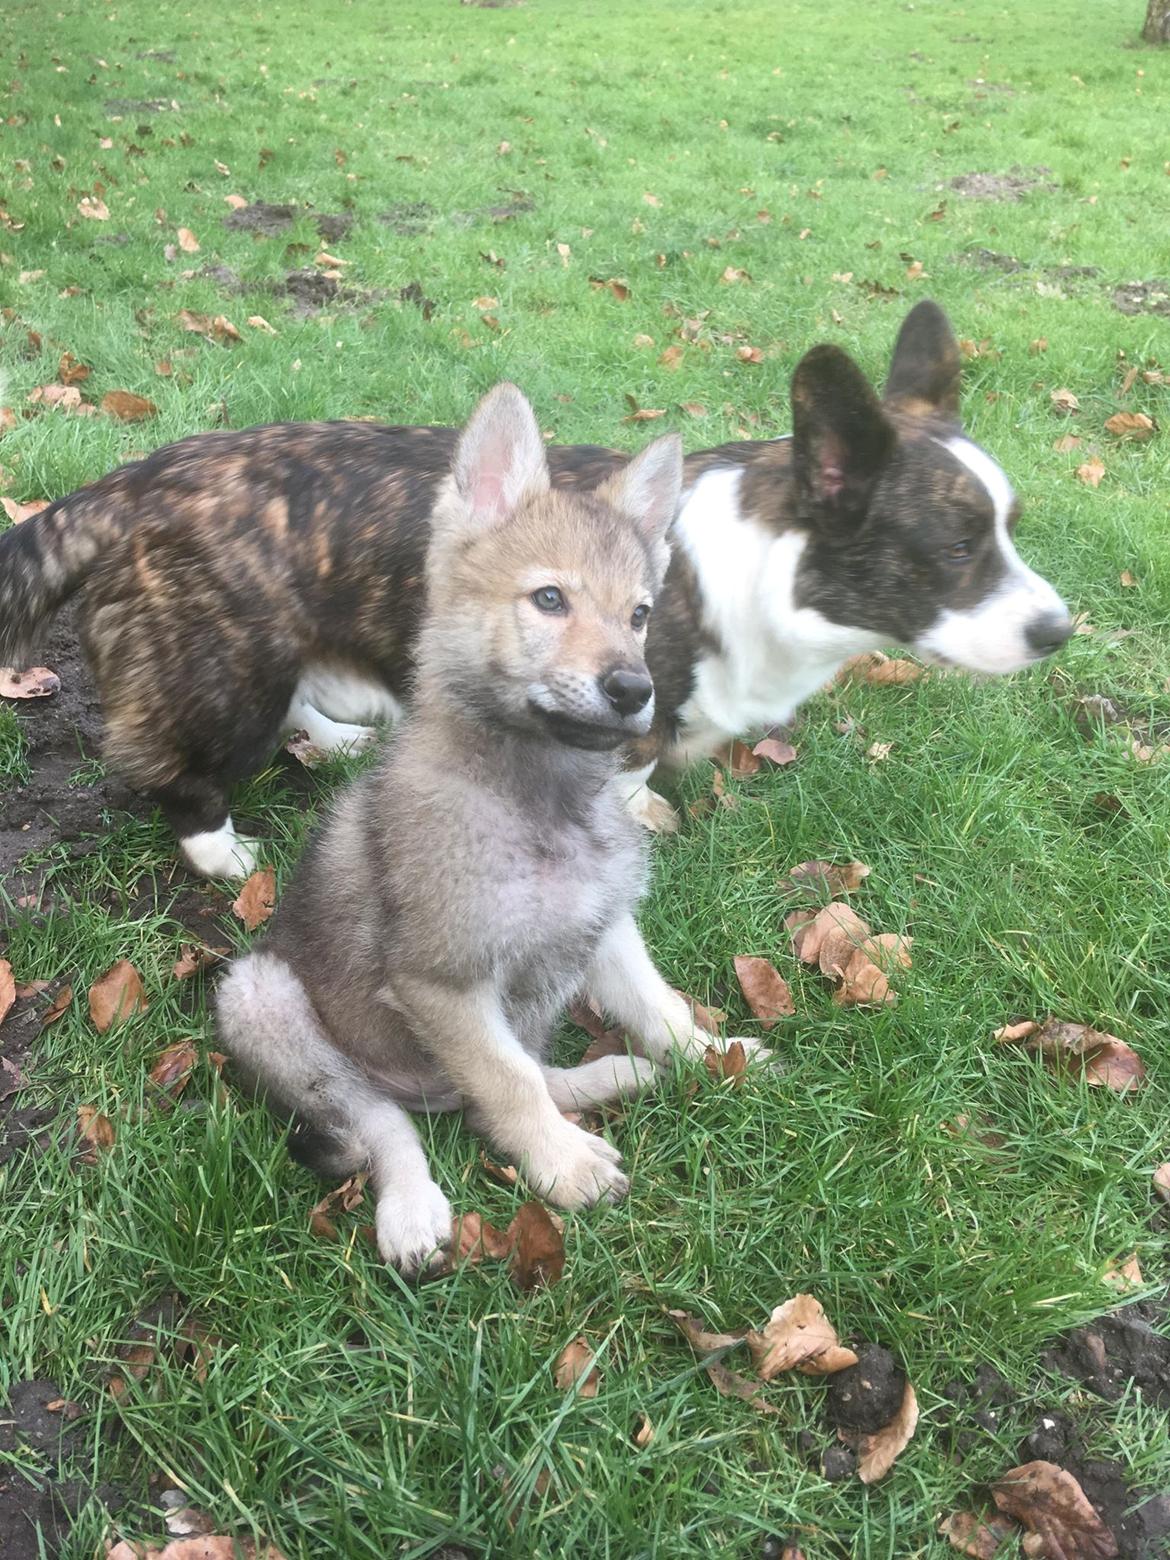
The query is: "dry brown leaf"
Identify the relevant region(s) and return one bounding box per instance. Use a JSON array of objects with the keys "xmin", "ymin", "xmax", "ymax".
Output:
[
  {"xmin": 704, "ymin": 1040, "xmax": 748, "ymax": 1087},
  {"xmin": 1154, "ymin": 1163, "xmax": 1170, "ymax": 1204},
  {"xmin": 721, "ymin": 265, "xmax": 751, "ymax": 283},
  {"xmin": 101, "ymin": 390, "xmax": 157, "ymax": 422},
  {"xmin": 147, "ymin": 1041, "xmax": 198, "ymax": 1102},
  {"xmin": 1102, "ymin": 1253, "xmax": 1143, "ymax": 1292},
  {"xmin": 782, "ymin": 859, "xmax": 871, "ymax": 903},
  {"xmin": 1050, "ymin": 387, "xmax": 1080, "ymax": 415},
  {"xmin": 863, "ymin": 657, "xmax": 923, "ymax": 685},
  {"xmin": 77, "ymin": 196, "xmax": 110, "ymax": 221},
  {"xmin": 247, "ymin": 314, "xmax": 278, "ymax": 334},
  {"xmin": 866, "ymin": 740, "xmax": 893, "ymax": 762},
  {"xmin": 449, "ymin": 1210, "xmax": 512, "ymax": 1264},
  {"xmin": 992, "ymin": 1461, "xmax": 1118, "ymax": 1560},
  {"xmin": 733, "ymin": 956, "xmax": 795, "ymax": 1026},
  {"xmin": 225, "ymin": 193, "xmax": 248, "ymax": 211},
  {"xmin": 850, "ymin": 1381, "xmax": 919, "ymax": 1483},
  {"xmin": 58, "ymin": 352, "xmax": 90, "ymax": 385},
  {"xmin": 1052, "ymin": 433, "xmax": 1082, "ymax": 453},
  {"xmin": 0, "ymin": 958, "xmax": 15, "ymax": 1024},
  {"xmin": 177, "ymin": 308, "xmax": 242, "ymax": 344},
  {"xmin": 938, "ymin": 1510, "xmax": 1019, "ymax": 1558},
  {"xmin": 1014, "ymin": 1018, "xmax": 1146, "ymax": 1093},
  {"xmin": 589, "ymin": 276, "xmax": 631, "ymax": 301},
  {"xmin": 1119, "ymin": 569, "xmax": 1138, "ymax": 588},
  {"xmin": 858, "ymin": 933, "xmax": 913, "ymax": 975},
  {"xmin": 553, "ymin": 1336, "xmax": 600, "ymax": 1397},
  {"xmin": 752, "ymin": 736, "xmax": 797, "ymax": 766},
  {"xmin": 679, "ymin": 401, "xmax": 708, "ymax": 418},
  {"xmin": 0, "ymin": 666, "xmax": 61, "ymax": 699},
  {"xmin": 88, "ymin": 959, "xmax": 147, "ymax": 1031},
  {"xmin": 507, "ymin": 1202, "xmax": 565, "ymax": 1290},
  {"xmin": 667, "ymin": 1308, "xmax": 745, "ymax": 1353},
  {"xmin": 41, "ymin": 984, "xmax": 73, "ymax": 1029},
  {"xmin": 792, "ymin": 901, "xmax": 869, "ymax": 971},
  {"xmin": 675, "ymin": 990, "xmax": 726, "ymax": 1034},
  {"xmin": 478, "ymin": 1149, "xmax": 519, "ymax": 1188},
  {"xmin": 1, "ymin": 496, "xmax": 51, "ymax": 524},
  {"xmin": 706, "ymin": 1360, "xmax": 782, "ymax": 1415},
  {"xmin": 1076, "ymin": 456, "xmax": 1106, "ymax": 488},
  {"xmin": 107, "ymin": 1540, "xmax": 287, "ymax": 1560},
  {"xmin": 746, "ymin": 1294, "xmax": 859, "ymax": 1379},
  {"xmin": 993, "ymin": 1020, "xmax": 1040, "ymax": 1042},
  {"xmin": 713, "ymin": 738, "xmax": 761, "ymax": 777},
  {"xmin": 232, "ymin": 867, "xmax": 276, "ymax": 931},
  {"xmin": 834, "ymin": 950, "xmax": 893, "ymax": 1007},
  {"xmin": 172, "ymin": 943, "xmax": 226, "ymax": 980},
  {"xmin": 632, "ymin": 1412, "xmax": 654, "ymax": 1446},
  {"xmin": 177, "ymin": 226, "xmax": 200, "ymax": 253},
  {"xmin": 736, "ymin": 344, "xmax": 764, "ymax": 364},
  {"xmin": 659, "ymin": 345, "xmax": 684, "ymax": 370},
  {"xmin": 309, "ymin": 1173, "xmax": 367, "ymax": 1240},
  {"xmin": 78, "ymin": 1104, "xmax": 116, "ymax": 1156},
  {"xmin": 1104, "ymin": 410, "xmax": 1155, "ymax": 440}
]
